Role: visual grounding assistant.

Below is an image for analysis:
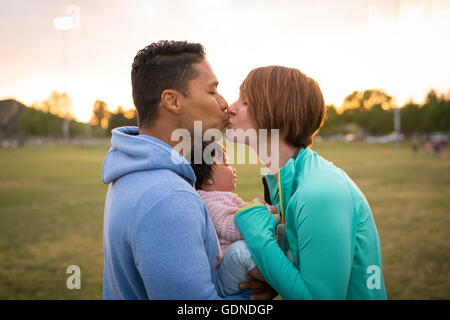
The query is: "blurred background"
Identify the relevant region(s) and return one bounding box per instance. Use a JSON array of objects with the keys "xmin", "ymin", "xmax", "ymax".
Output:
[{"xmin": 0, "ymin": 0, "xmax": 449, "ymax": 299}]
